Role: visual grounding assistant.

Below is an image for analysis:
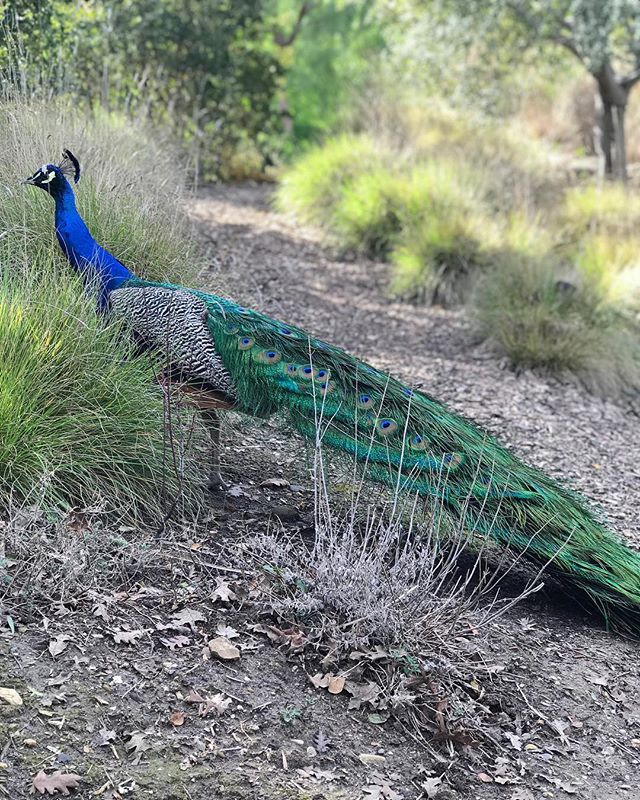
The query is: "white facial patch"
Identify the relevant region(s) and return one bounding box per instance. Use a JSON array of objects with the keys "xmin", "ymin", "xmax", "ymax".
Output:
[{"xmin": 40, "ymin": 170, "xmax": 56, "ymax": 184}]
